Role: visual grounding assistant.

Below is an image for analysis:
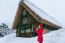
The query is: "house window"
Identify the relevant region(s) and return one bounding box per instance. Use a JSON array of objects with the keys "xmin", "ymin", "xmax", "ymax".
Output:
[
  {"xmin": 21, "ymin": 30, "xmax": 24, "ymax": 33},
  {"xmin": 26, "ymin": 29, "xmax": 30, "ymax": 32},
  {"xmin": 22, "ymin": 18, "xmax": 28, "ymax": 24},
  {"xmin": 22, "ymin": 9, "xmax": 29, "ymax": 24},
  {"xmin": 23, "ymin": 9, "xmax": 27, "ymax": 16}
]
